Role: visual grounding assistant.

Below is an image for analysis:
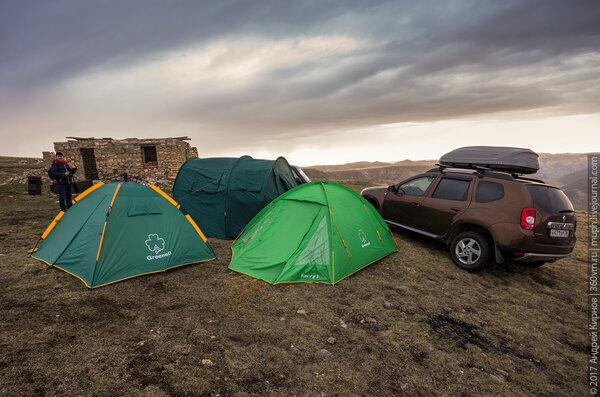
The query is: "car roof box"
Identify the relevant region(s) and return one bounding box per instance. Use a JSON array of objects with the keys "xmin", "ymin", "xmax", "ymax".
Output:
[{"xmin": 439, "ymin": 146, "xmax": 539, "ymax": 174}]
